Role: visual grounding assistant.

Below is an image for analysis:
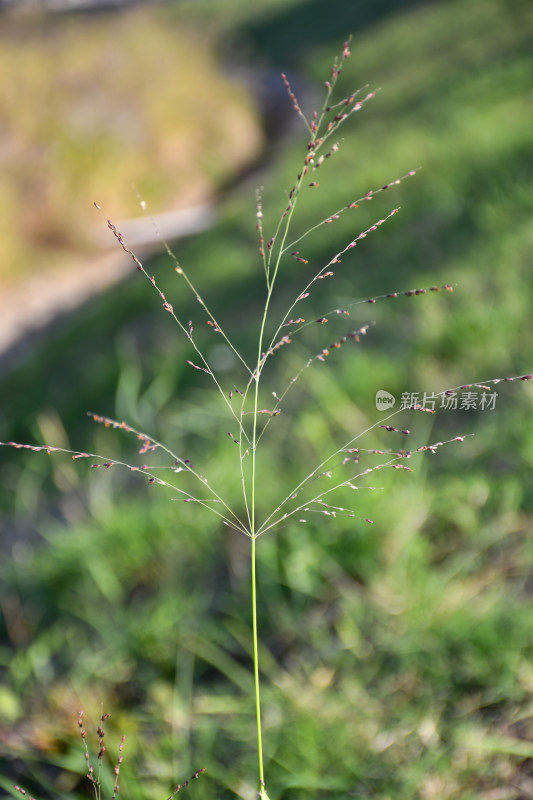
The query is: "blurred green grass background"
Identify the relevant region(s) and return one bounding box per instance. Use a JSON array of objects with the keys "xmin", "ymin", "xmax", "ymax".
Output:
[{"xmin": 1, "ymin": 0, "xmax": 533, "ymax": 798}]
